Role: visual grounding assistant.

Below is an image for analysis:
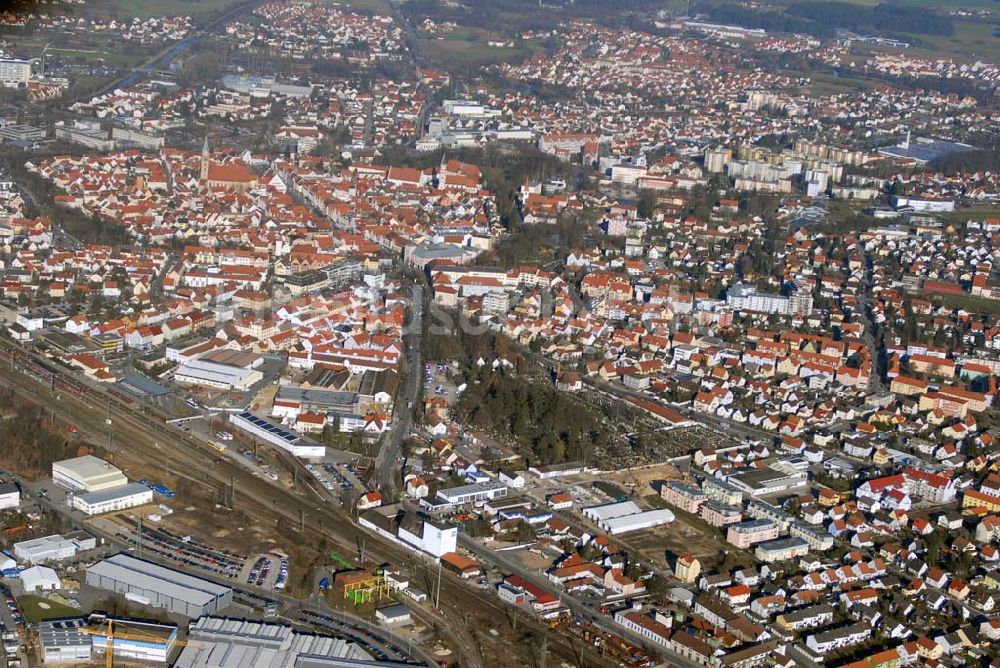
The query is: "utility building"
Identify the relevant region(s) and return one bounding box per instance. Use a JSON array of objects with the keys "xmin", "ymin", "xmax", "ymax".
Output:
[
  {"xmin": 229, "ymin": 411, "xmax": 326, "ymax": 458},
  {"xmin": 72, "ymin": 482, "xmax": 153, "ymax": 516},
  {"xmin": 85, "ymin": 554, "xmax": 233, "ymax": 618},
  {"xmin": 52, "ymin": 455, "xmax": 128, "ymax": 493}
]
